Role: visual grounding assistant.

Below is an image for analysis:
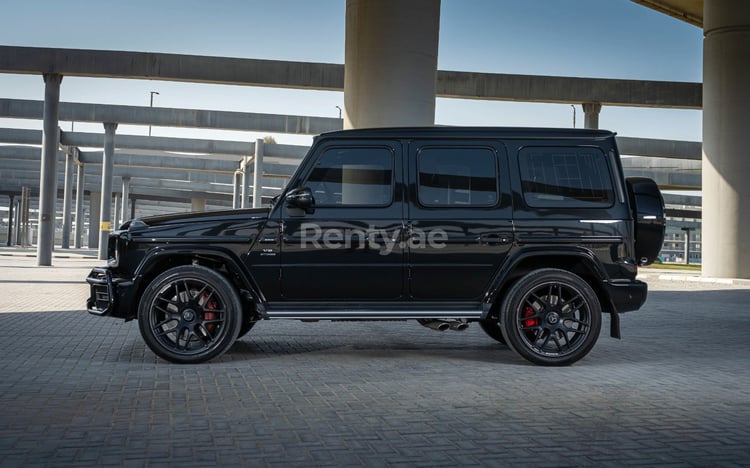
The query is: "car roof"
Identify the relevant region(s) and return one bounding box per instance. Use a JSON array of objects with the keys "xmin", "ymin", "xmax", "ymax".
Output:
[{"xmin": 316, "ymin": 126, "xmax": 616, "ymax": 141}]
